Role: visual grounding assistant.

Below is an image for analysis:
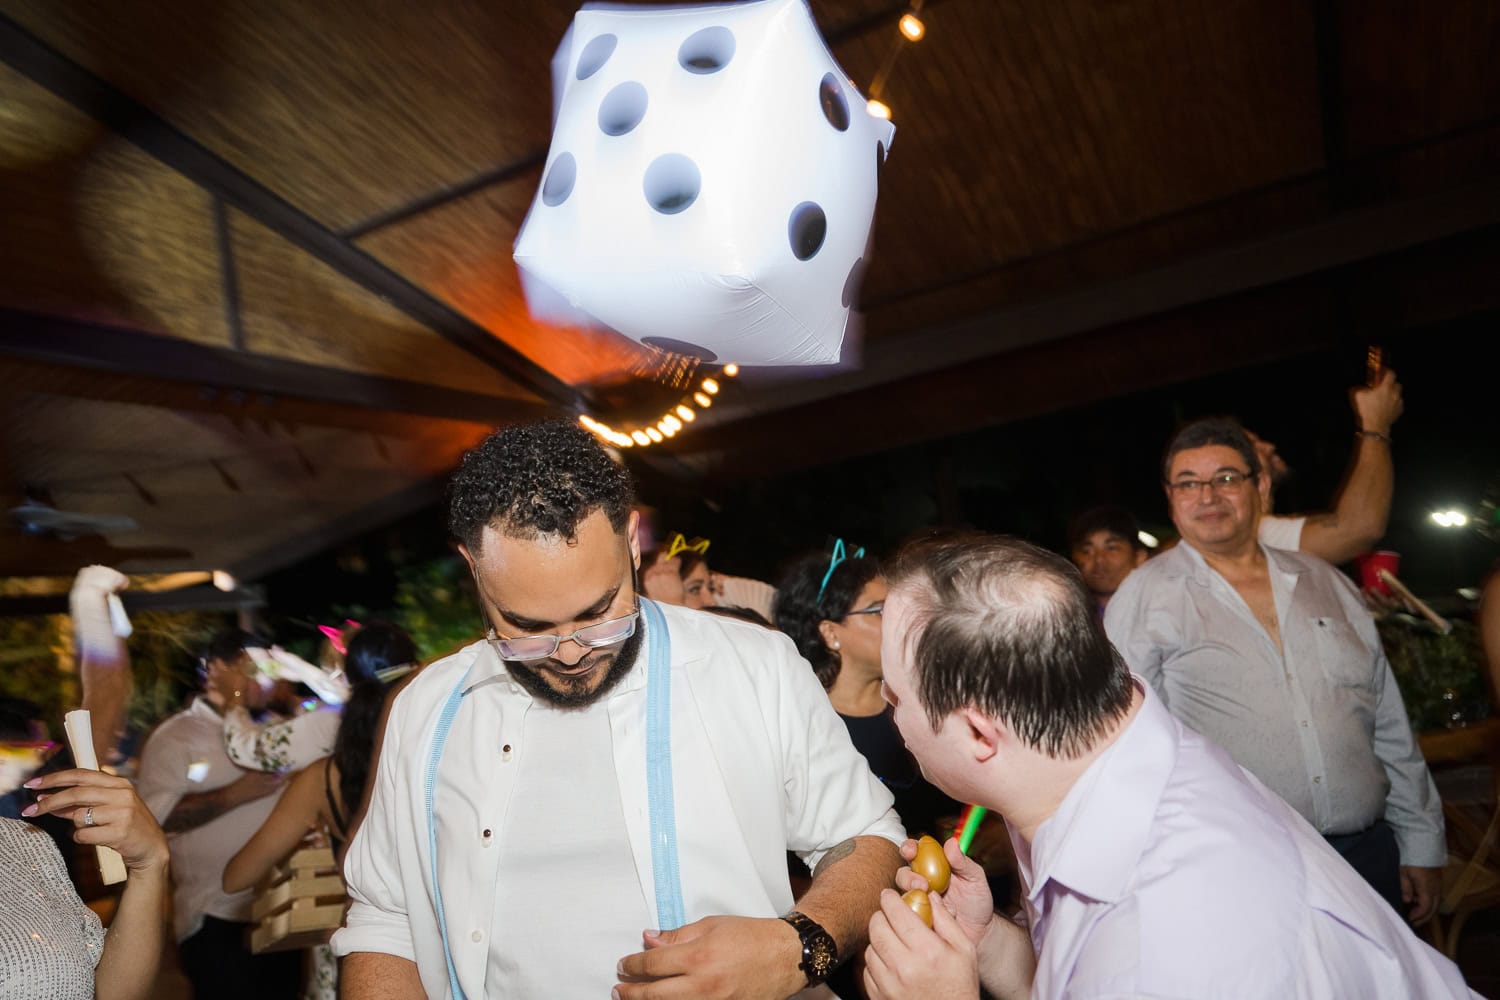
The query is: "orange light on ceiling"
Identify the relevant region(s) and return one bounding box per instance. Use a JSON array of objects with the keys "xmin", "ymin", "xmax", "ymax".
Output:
[
  {"xmin": 693, "ymin": 392, "xmax": 712, "ymax": 408},
  {"xmin": 676, "ymin": 405, "xmax": 695, "ymax": 422},
  {"xmin": 899, "ymin": 13, "xmax": 925, "ymax": 41},
  {"xmin": 722, "ymin": 364, "xmax": 740, "ymax": 377},
  {"xmin": 631, "ymin": 430, "xmax": 651, "ymax": 446},
  {"xmin": 701, "ymin": 378, "xmax": 720, "ymax": 395},
  {"xmin": 645, "ymin": 427, "xmax": 663, "ymax": 443},
  {"xmin": 867, "ymin": 99, "xmax": 891, "ymax": 120}
]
